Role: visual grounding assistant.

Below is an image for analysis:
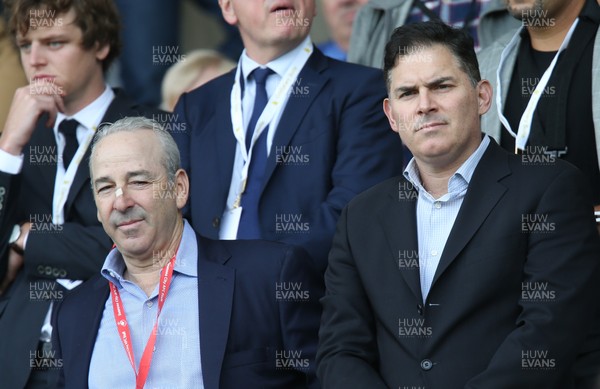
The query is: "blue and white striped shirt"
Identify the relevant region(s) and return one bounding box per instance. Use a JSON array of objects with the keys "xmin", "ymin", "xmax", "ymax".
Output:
[{"xmin": 403, "ymin": 136, "xmax": 490, "ymax": 301}]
